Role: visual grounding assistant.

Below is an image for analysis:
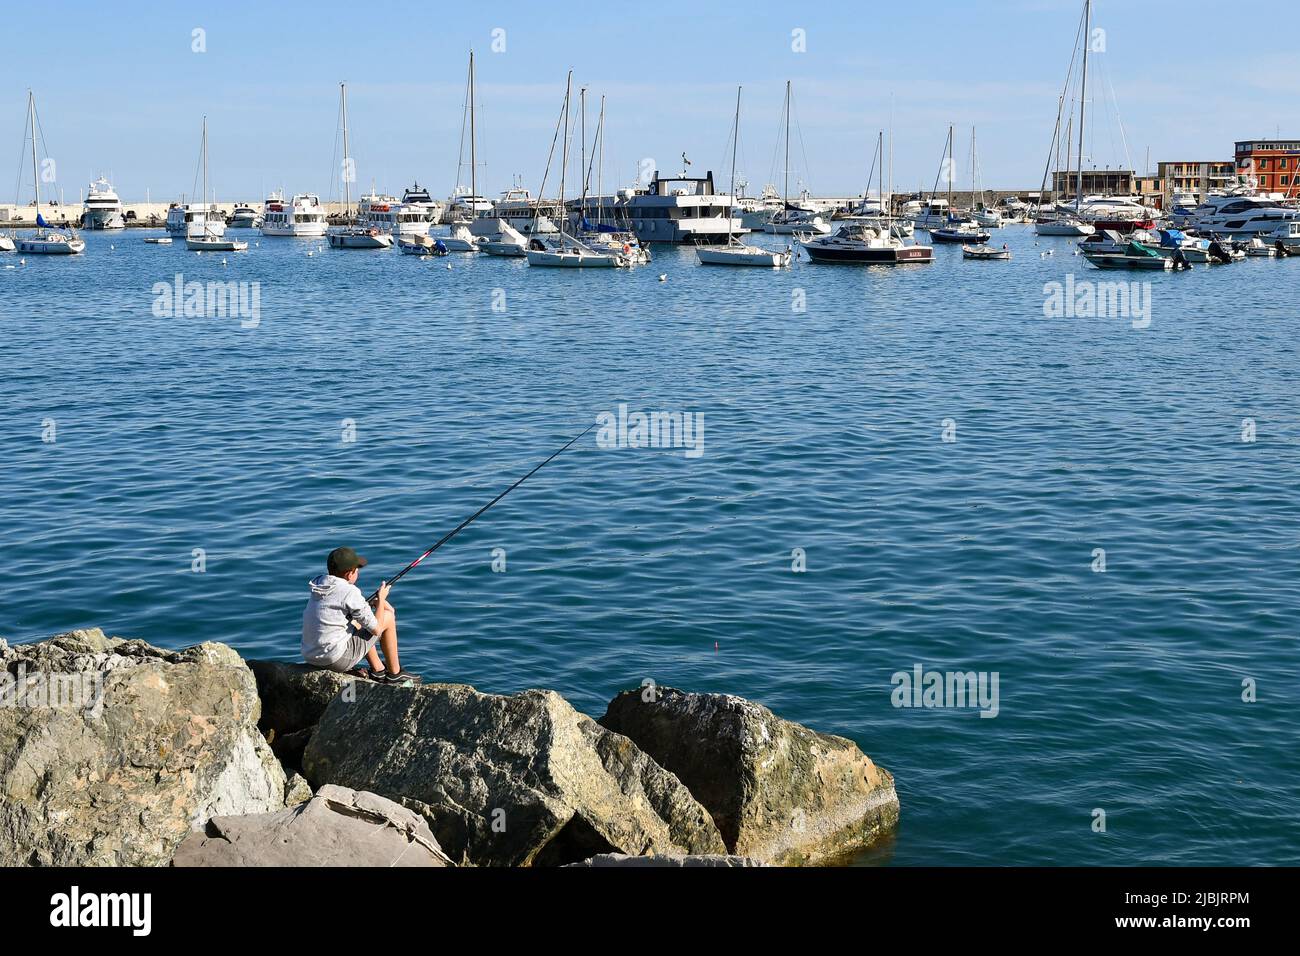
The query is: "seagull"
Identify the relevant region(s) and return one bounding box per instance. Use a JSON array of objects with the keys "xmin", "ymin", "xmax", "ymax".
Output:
[
  {"xmin": 658, "ymin": 273, "xmax": 667, "ymax": 282},
  {"xmin": 307, "ymin": 251, "xmax": 314, "ymax": 257},
  {"xmin": 221, "ymin": 257, "xmax": 228, "ymax": 267}
]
